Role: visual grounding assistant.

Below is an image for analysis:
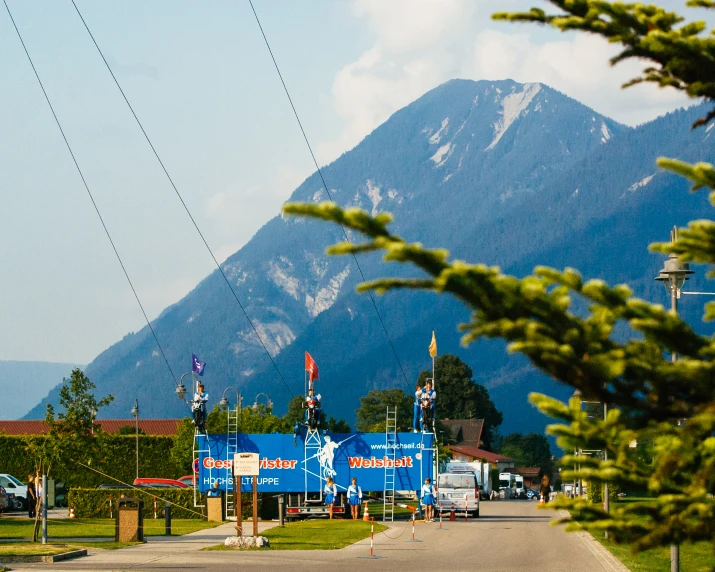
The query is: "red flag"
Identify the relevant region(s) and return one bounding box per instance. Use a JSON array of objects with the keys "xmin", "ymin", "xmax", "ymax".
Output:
[{"xmin": 305, "ymin": 352, "xmax": 319, "ymax": 383}]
